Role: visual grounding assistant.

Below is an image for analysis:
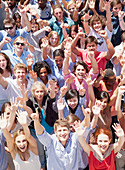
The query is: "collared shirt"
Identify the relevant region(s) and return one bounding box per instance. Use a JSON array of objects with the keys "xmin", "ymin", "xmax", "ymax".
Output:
[
  {"xmin": 45, "ymin": 56, "xmax": 75, "ymax": 88},
  {"xmin": 49, "ymin": 16, "xmax": 74, "ymax": 44},
  {"xmin": 37, "ymin": 126, "xmax": 92, "ymax": 170},
  {"xmin": 2, "ymin": 49, "xmax": 35, "ymax": 68},
  {"xmin": 0, "ymin": 27, "xmax": 30, "ymax": 51}
]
